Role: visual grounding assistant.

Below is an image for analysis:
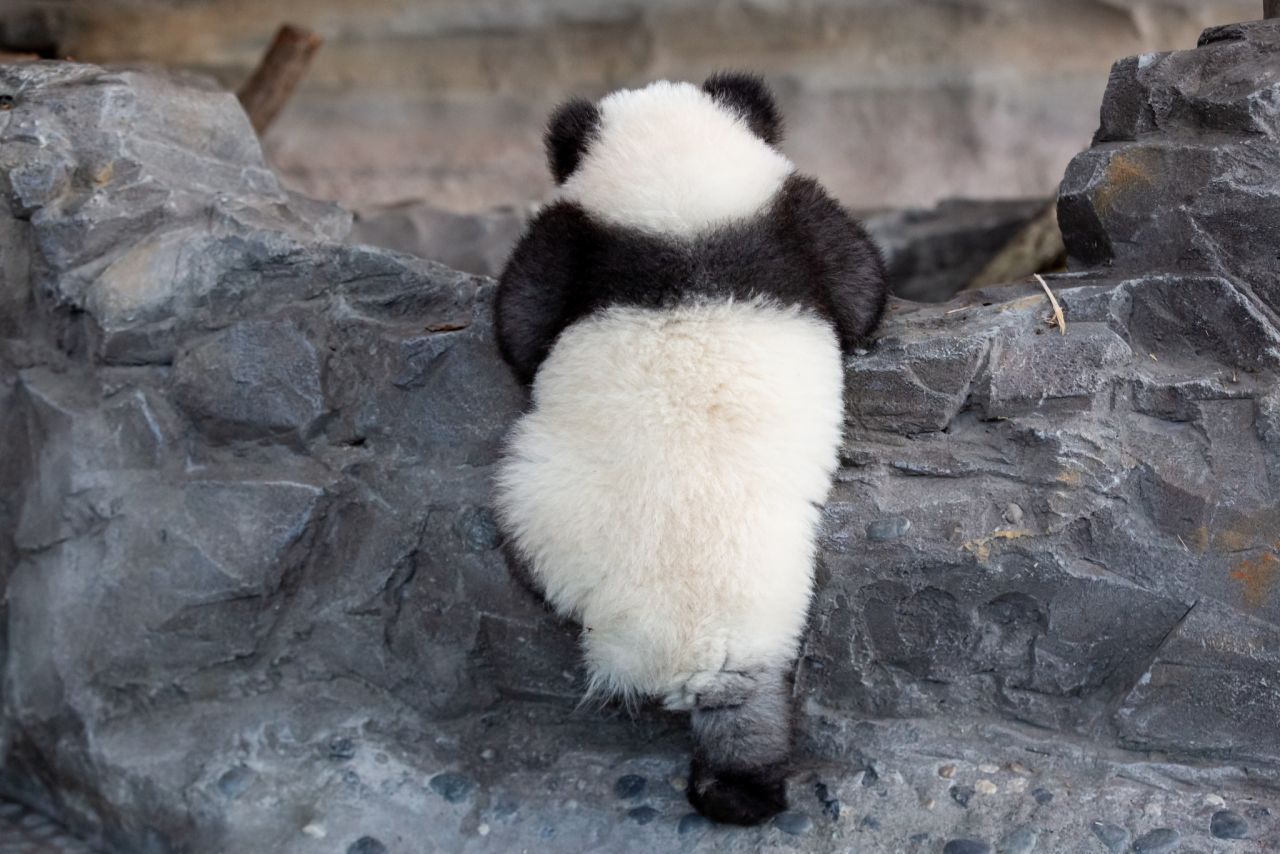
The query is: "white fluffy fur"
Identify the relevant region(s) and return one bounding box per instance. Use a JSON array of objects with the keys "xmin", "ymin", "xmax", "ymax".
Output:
[
  {"xmin": 494, "ymin": 300, "xmax": 844, "ymax": 707},
  {"xmin": 556, "ymin": 81, "xmax": 795, "ymax": 236}
]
